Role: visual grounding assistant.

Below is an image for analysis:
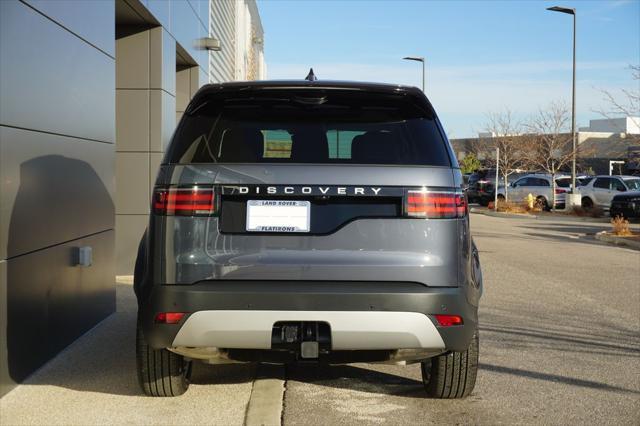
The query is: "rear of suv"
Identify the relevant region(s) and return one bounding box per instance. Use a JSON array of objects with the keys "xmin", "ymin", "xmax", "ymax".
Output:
[{"xmin": 134, "ymin": 80, "xmax": 483, "ymax": 398}]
